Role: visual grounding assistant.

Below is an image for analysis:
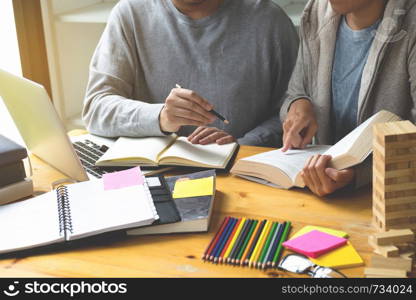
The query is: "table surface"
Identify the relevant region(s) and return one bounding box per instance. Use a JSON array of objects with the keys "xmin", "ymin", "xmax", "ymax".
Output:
[{"xmin": 0, "ymin": 145, "xmax": 377, "ymax": 278}]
